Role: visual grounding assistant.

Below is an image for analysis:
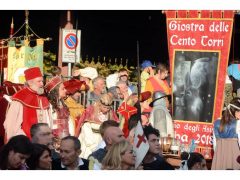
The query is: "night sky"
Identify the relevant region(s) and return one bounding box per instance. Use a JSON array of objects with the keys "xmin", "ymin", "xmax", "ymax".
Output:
[
  {"xmin": 0, "ymin": 10, "xmax": 169, "ymax": 66},
  {"xmin": 0, "ymin": 10, "xmax": 239, "ymax": 66}
]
